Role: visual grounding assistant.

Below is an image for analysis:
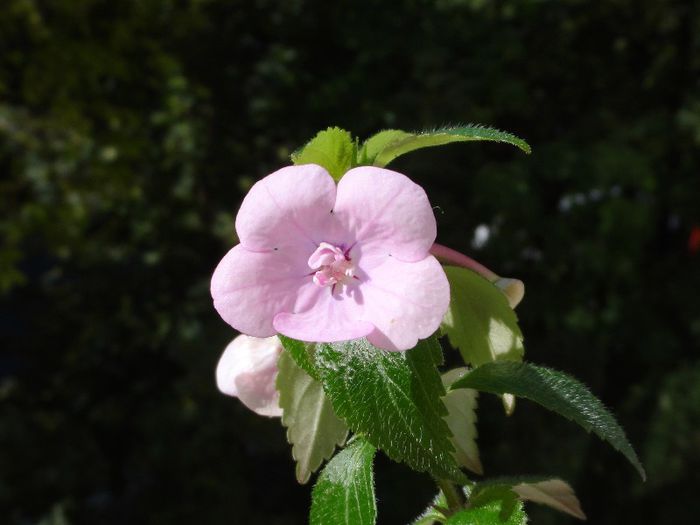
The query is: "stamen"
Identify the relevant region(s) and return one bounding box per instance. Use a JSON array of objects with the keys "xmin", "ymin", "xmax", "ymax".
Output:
[{"xmin": 308, "ymin": 242, "xmax": 357, "ymax": 290}]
